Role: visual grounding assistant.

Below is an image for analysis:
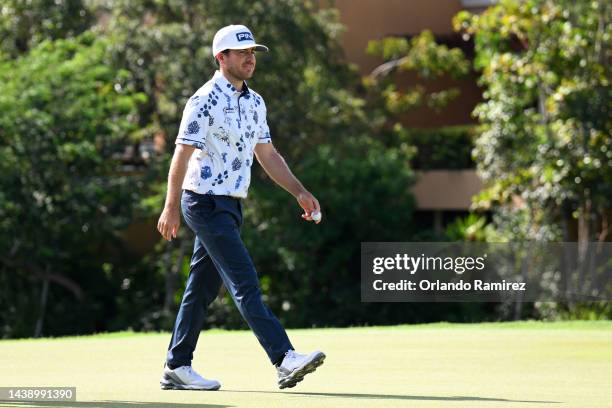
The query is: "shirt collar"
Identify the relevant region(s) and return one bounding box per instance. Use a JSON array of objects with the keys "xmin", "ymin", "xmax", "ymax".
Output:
[{"xmin": 213, "ymin": 70, "xmax": 250, "ymax": 96}]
